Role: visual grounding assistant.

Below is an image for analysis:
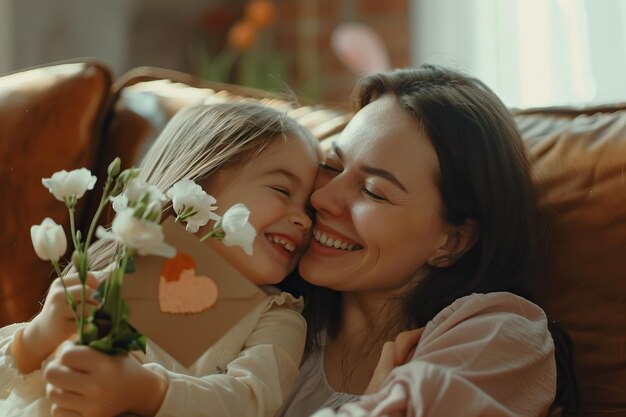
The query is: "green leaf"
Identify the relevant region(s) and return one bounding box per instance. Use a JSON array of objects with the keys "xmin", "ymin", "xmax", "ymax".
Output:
[
  {"xmin": 83, "ymin": 321, "xmax": 99, "ymax": 344},
  {"xmin": 93, "ymin": 280, "xmax": 105, "ymax": 303},
  {"xmin": 89, "ymin": 337, "xmax": 113, "ymax": 353}
]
